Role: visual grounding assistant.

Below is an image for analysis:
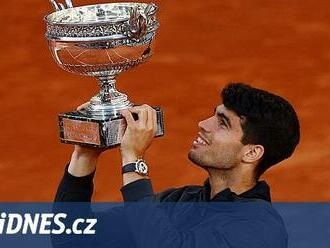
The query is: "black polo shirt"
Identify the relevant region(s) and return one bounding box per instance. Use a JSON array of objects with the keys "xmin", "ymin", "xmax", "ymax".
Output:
[
  {"xmin": 55, "ymin": 166, "xmax": 271, "ymax": 203},
  {"xmin": 54, "ymin": 166, "xmax": 288, "ymax": 248}
]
